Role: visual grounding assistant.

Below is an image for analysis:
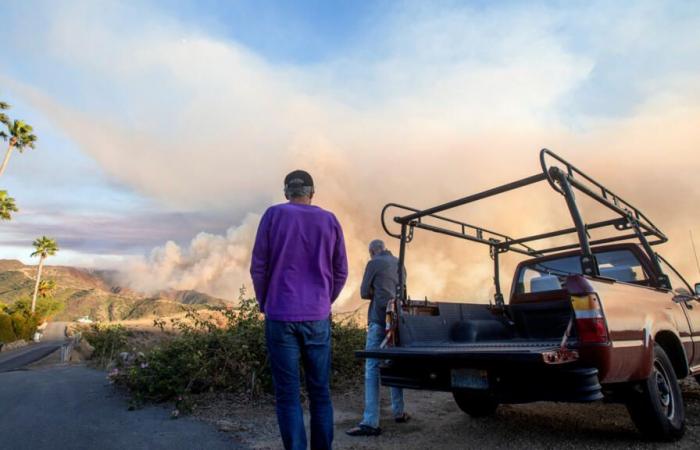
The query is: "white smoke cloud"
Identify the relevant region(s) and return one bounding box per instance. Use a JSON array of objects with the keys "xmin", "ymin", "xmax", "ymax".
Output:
[{"xmin": 118, "ymin": 213, "xmax": 260, "ymax": 299}]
